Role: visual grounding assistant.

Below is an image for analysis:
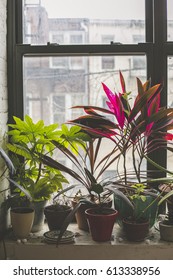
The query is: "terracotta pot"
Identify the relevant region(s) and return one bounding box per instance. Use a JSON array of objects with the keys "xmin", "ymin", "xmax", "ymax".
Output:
[
  {"xmin": 159, "ymin": 221, "xmax": 173, "ymax": 242},
  {"xmin": 71, "ymin": 200, "xmax": 94, "ymax": 231},
  {"xmin": 44, "ymin": 204, "xmax": 72, "ymax": 230},
  {"xmin": 85, "ymin": 207, "xmax": 118, "ymax": 242},
  {"xmin": 122, "ymin": 218, "xmax": 149, "ymax": 242},
  {"xmin": 10, "ymin": 207, "xmax": 35, "ymax": 239},
  {"xmin": 72, "ymin": 199, "xmax": 112, "ymax": 231}
]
